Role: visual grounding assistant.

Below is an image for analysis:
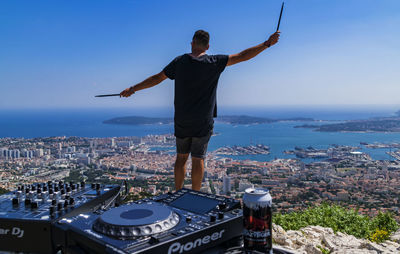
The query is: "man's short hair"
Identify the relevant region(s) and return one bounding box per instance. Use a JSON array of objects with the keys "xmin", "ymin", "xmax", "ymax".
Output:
[{"xmin": 192, "ymin": 30, "xmax": 210, "ymax": 47}]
